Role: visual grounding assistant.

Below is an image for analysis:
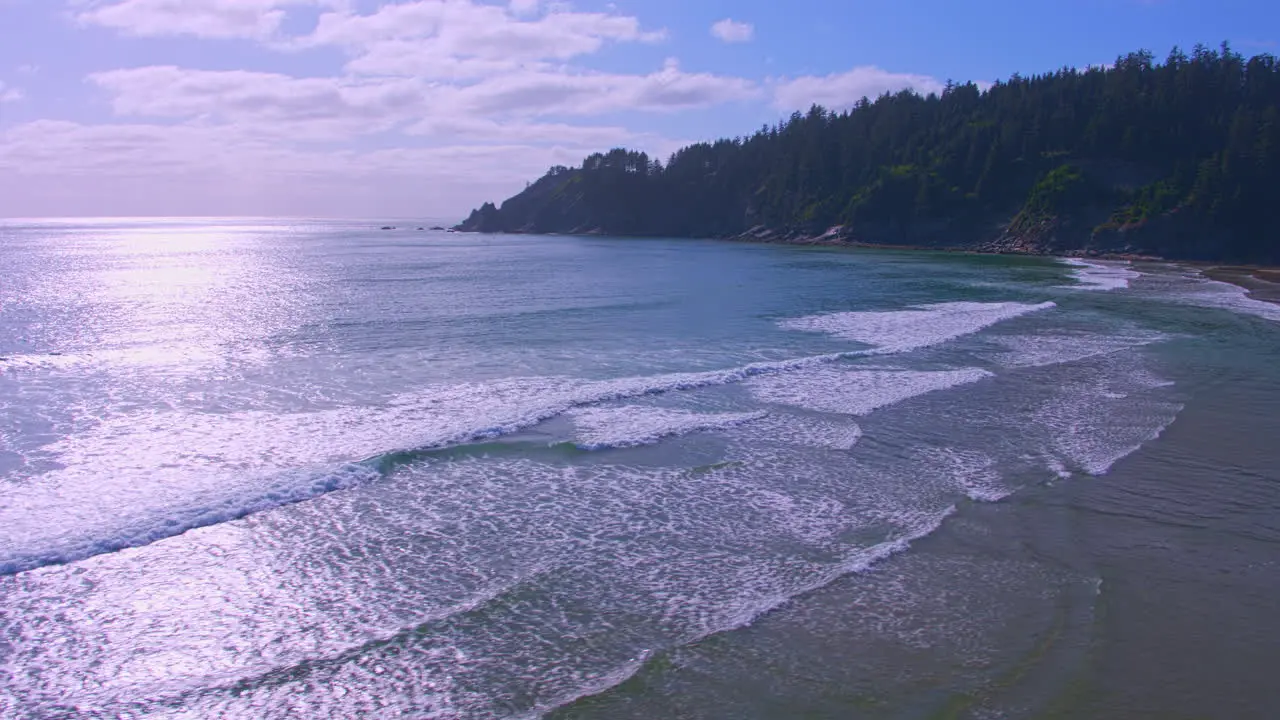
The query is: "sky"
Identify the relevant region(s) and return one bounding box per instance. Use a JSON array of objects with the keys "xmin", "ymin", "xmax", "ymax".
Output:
[{"xmin": 0, "ymin": 0, "xmax": 1276, "ymax": 219}]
